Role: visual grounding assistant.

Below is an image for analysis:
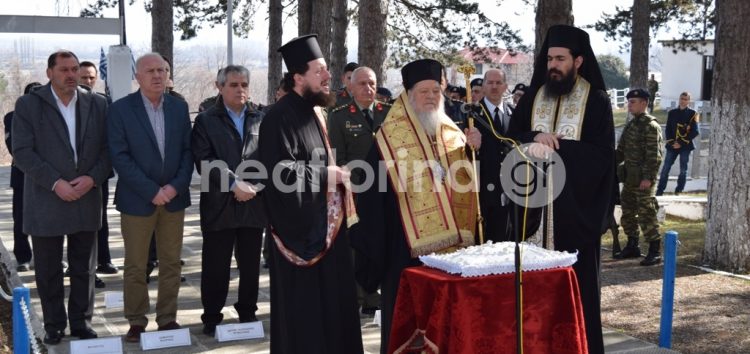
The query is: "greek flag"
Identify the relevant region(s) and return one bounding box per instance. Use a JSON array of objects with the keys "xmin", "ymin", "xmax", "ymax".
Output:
[{"xmin": 99, "ymin": 47, "xmax": 108, "ymax": 83}]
